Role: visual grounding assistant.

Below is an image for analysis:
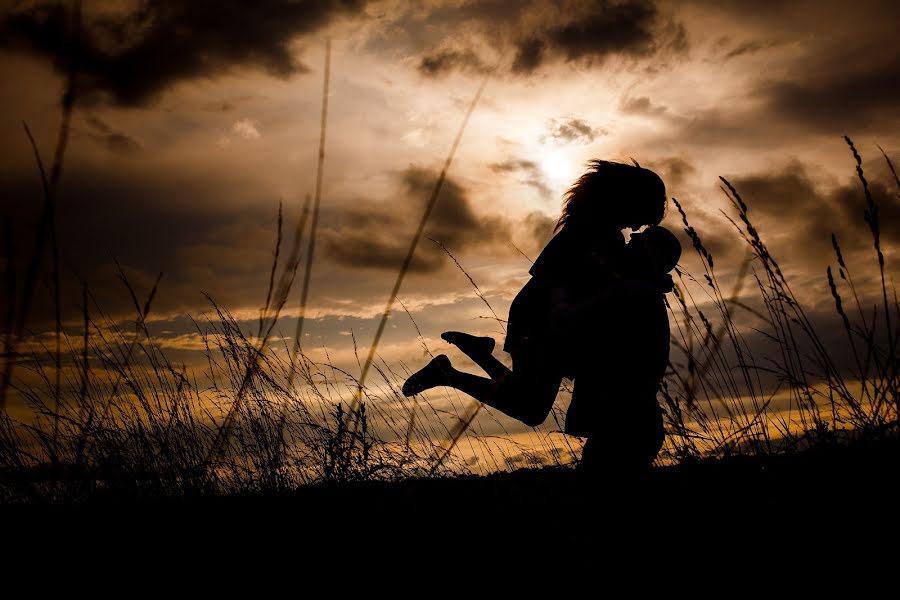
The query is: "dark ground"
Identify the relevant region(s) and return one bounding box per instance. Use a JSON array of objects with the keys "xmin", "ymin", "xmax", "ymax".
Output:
[{"xmin": 6, "ymin": 436, "xmax": 899, "ymax": 576}]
